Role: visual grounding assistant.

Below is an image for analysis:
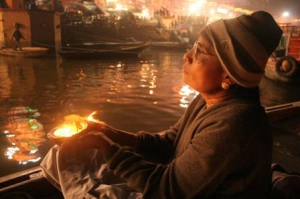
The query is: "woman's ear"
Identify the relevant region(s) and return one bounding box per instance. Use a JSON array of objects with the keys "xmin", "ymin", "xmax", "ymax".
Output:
[
  {"xmin": 221, "ymin": 75, "xmax": 236, "ymax": 90},
  {"xmin": 222, "ymin": 75, "xmax": 236, "ymax": 86},
  {"xmin": 226, "ymin": 76, "xmax": 236, "ymax": 86}
]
